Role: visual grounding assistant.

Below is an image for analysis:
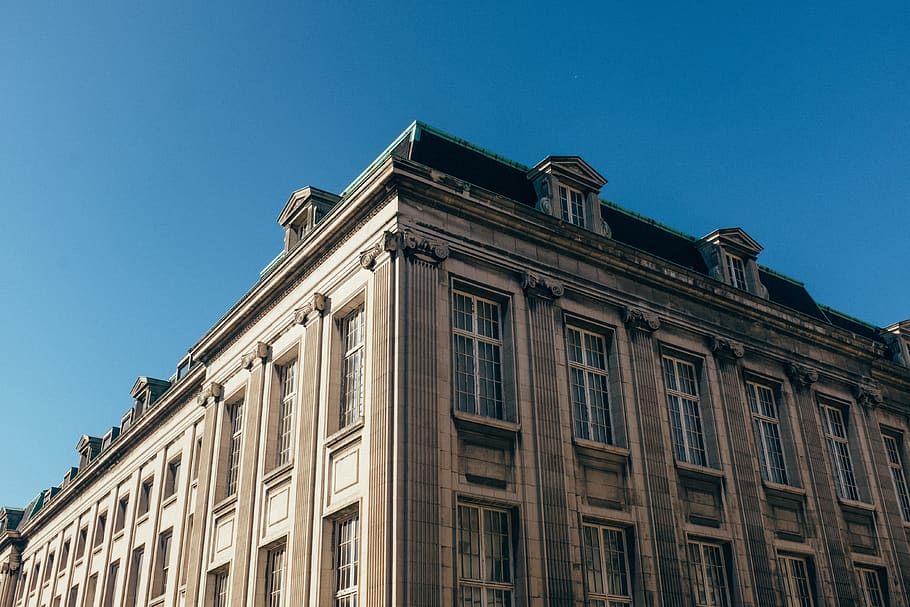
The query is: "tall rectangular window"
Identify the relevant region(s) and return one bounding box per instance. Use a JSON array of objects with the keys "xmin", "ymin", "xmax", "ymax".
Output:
[
  {"xmin": 453, "ymin": 291, "xmax": 505, "ymax": 420},
  {"xmin": 746, "ymin": 381, "xmax": 787, "ymax": 484},
  {"xmin": 858, "ymin": 567, "xmax": 887, "ymax": 607},
  {"xmin": 44, "ymin": 553, "xmax": 55, "ymax": 582},
  {"xmin": 339, "ymin": 308, "xmax": 365, "ymax": 428},
  {"xmin": 156, "ymin": 530, "xmax": 173, "ymax": 597},
  {"xmin": 164, "ymin": 458, "xmax": 181, "ymax": 499},
  {"xmin": 582, "ymin": 524, "xmax": 632, "ymax": 605},
  {"xmin": 138, "ymin": 478, "xmax": 153, "ymax": 516},
  {"xmin": 687, "ymin": 540, "xmax": 730, "ymax": 607},
  {"xmin": 94, "ymin": 512, "xmax": 107, "ymax": 547},
  {"xmin": 265, "ymin": 545, "xmax": 286, "ymax": 607},
  {"xmin": 567, "ymin": 327, "xmax": 613, "ymax": 444},
  {"xmin": 663, "ymin": 356, "xmax": 707, "ymax": 466},
  {"xmin": 125, "ymin": 547, "xmax": 144, "ymax": 607},
  {"xmin": 275, "ymin": 362, "xmax": 297, "ymax": 467},
  {"xmin": 457, "ymin": 503, "xmax": 513, "ymax": 606},
  {"xmin": 780, "ymin": 555, "xmax": 815, "ymax": 607},
  {"xmin": 725, "ymin": 253, "xmax": 747, "ymax": 289},
  {"xmin": 334, "ymin": 514, "xmax": 359, "ymax": 607},
  {"xmin": 212, "ymin": 570, "xmax": 229, "ymax": 607},
  {"xmin": 59, "ymin": 540, "xmax": 70, "ymax": 572},
  {"xmin": 559, "ymin": 185, "xmax": 586, "ymax": 228},
  {"xmin": 820, "ymin": 404, "xmax": 859, "ymax": 500},
  {"xmin": 883, "ymin": 434, "xmax": 910, "ymax": 521},
  {"xmin": 76, "ymin": 526, "xmax": 88, "ymax": 559},
  {"xmin": 103, "ymin": 561, "xmax": 119, "ymax": 607},
  {"xmin": 114, "ymin": 495, "xmax": 129, "ymax": 533},
  {"xmin": 225, "ymin": 400, "xmax": 244, "ymax": 496},
  {"xmin": 66, "ymin": 585, "xmax": 79, "ymax": 607}
]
